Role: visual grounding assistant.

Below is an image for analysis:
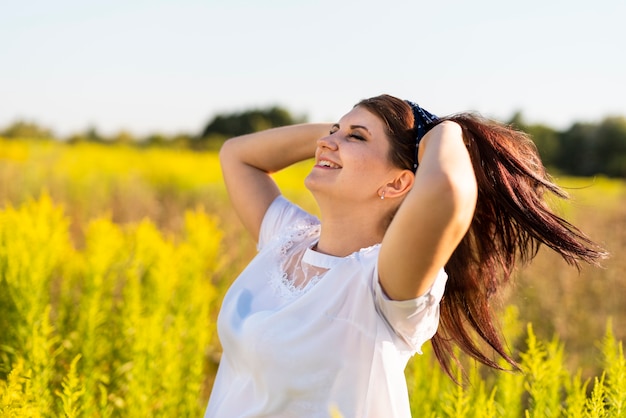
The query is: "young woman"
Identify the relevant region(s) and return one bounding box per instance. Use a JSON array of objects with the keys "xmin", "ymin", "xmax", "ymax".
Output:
[{"xmin": 204, "ymin": 94, "xmax": 606, "ymax": 417}]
